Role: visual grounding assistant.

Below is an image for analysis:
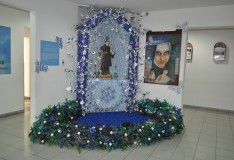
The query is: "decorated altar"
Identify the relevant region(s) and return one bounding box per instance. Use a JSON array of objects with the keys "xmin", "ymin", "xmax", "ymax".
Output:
[
  {"xmin": 28, "ymin": 7, "xmax": 184, "ymax": 152},
  {"xmin": 86, "ymin": 79, "xmax": 128, "ymax": 112}
]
